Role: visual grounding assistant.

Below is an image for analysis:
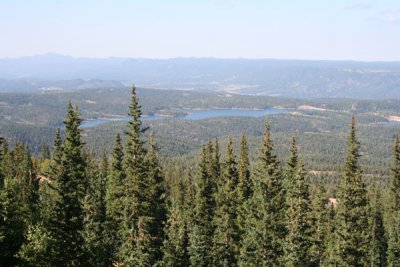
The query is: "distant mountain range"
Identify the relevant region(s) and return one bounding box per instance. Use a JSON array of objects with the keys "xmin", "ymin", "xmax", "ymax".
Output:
[{"xmin": 0, "ymin": 53, "xmax": 399, "ymax": 99}]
